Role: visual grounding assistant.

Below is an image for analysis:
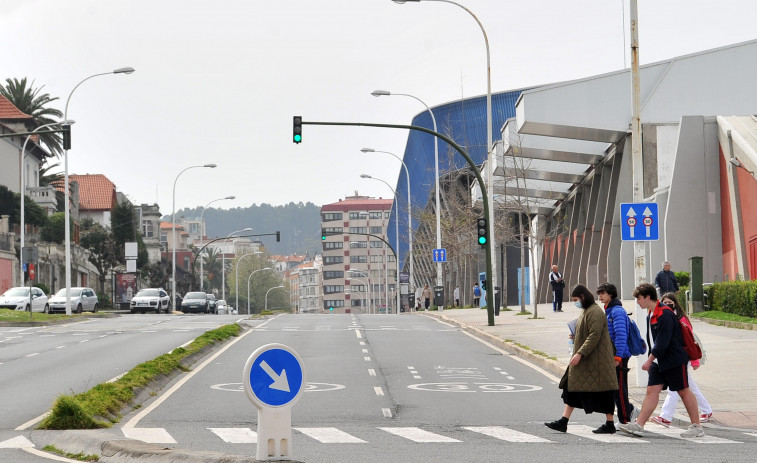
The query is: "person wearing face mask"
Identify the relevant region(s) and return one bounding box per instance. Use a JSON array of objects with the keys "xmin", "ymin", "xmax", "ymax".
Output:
[{"xmin": 545, "ymin": 285, "xmax": 619, "ymax": 434}]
